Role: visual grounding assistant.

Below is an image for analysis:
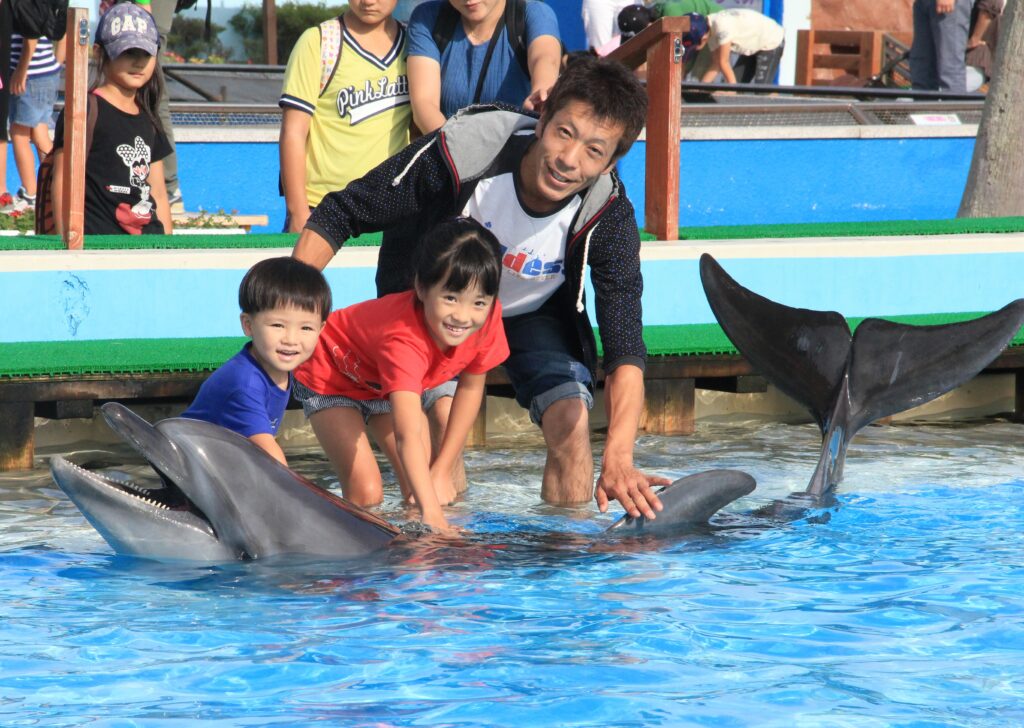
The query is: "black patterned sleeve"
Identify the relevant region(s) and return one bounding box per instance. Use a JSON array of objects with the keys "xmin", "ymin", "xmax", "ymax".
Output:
[
  {"xmin": 305, "ymin": 132, "xmax": 455, "ymax": 252},
  {"xmin": 587, "ymin": 195, "xmax": 647, "ymax": 374}
]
